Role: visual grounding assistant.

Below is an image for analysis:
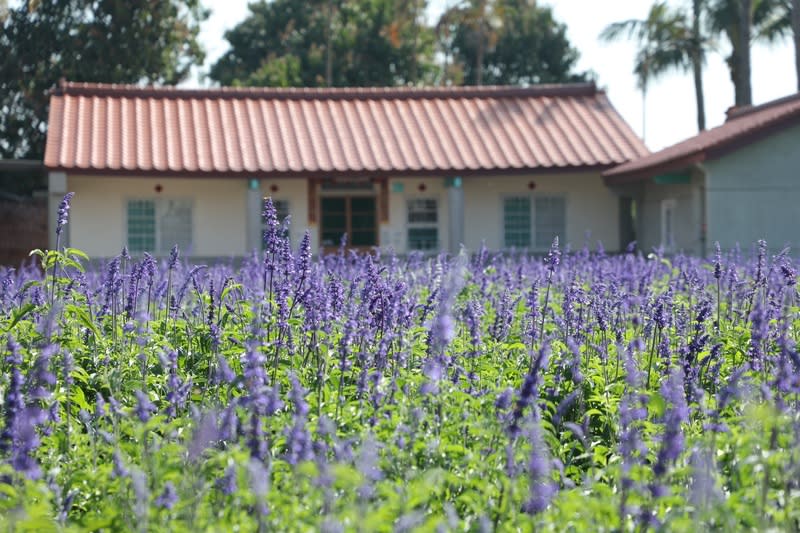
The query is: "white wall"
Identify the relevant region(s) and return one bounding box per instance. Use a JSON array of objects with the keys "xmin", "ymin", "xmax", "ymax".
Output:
[
  {"xmin": 461, "ymin": 173, "xmax": 621, "ymax": 252},
  {"xmin": 67, "ymin": 172, "xmax": 629, "ymax": 257},
  {"xmin": 68, "ymin": 175, "xmax": 249, "ymax": 258}
]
